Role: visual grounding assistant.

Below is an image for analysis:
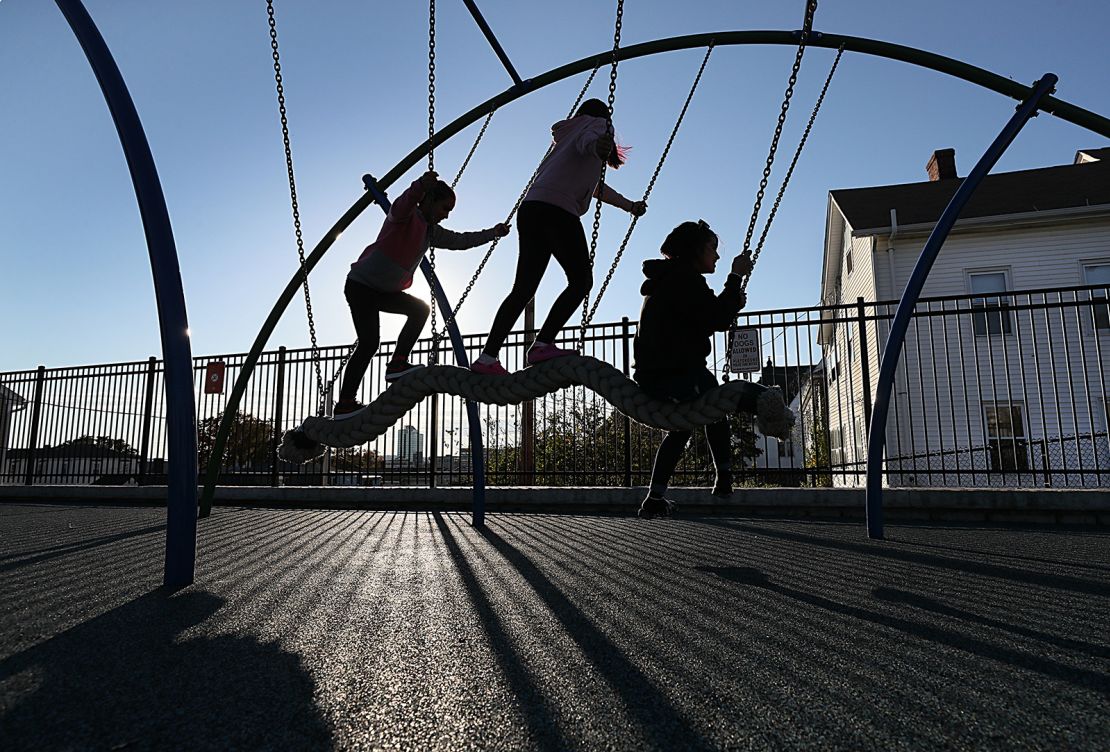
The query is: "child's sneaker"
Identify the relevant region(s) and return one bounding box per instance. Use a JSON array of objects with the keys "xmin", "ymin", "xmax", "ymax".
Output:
[
  {"xmin": 470, "ymin": 359, "xmax": 510, "ymax": 376},
  {"xmin": 527, "ymin": 342, "xmax": 577, "ymax": 364},
  {"xmin": 333, "ymin": 398, "xmax": 367, "ymax": 420},
  {"xmin": 385, "ymin": 360, "xmax": 425, "ymax": 381},
  {"xmin": 637, "ymin": 495, "xmax": 676, "ymax": 519}
]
